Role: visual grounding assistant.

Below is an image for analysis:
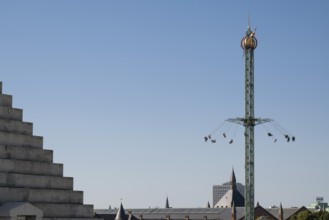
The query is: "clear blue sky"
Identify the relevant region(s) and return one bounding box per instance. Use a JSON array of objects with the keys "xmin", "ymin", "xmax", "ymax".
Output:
[{"xmin": 1, "ymin": 1, "xmax": 328, "ymax": 209}]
